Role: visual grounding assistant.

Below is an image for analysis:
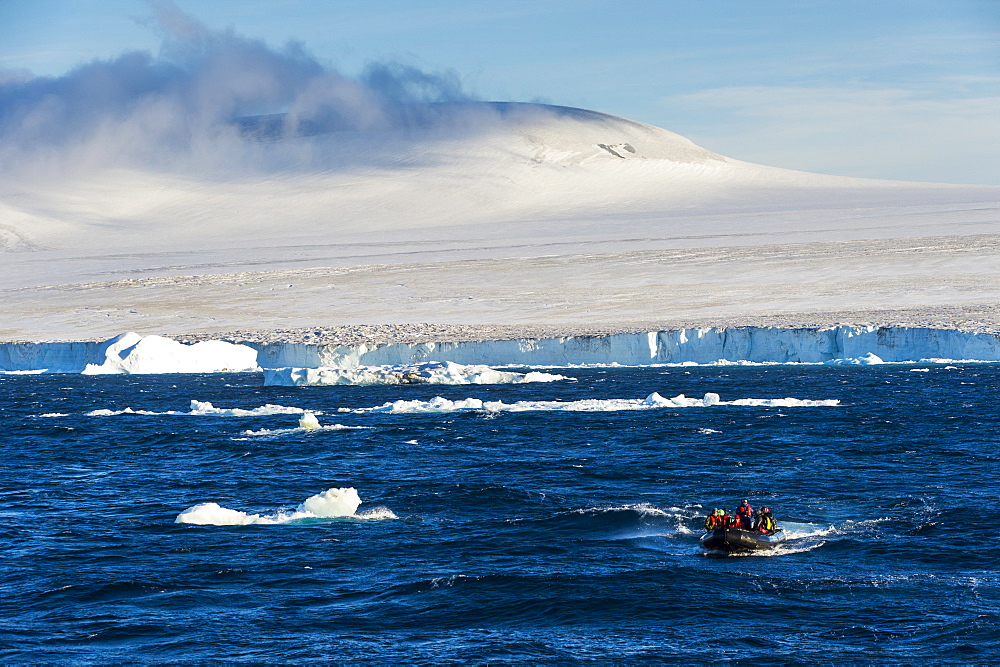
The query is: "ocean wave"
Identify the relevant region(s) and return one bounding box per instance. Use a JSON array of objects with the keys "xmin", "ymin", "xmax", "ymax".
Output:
[{"xmin": 239, "ymin": 418, "xmax": 369, "ymax": 439}]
